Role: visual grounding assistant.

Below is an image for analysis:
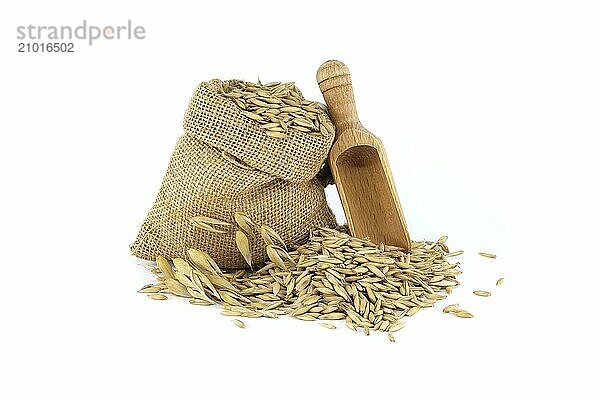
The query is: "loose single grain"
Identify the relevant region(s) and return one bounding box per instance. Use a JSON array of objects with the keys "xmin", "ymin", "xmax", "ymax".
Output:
[
  {"xmin": 319, "ymin": 323, "xmax": 336, "ymax": 330},
  {"xmin": 233, "ymin": 319, "xmax": 246, "ymax": 329}
]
